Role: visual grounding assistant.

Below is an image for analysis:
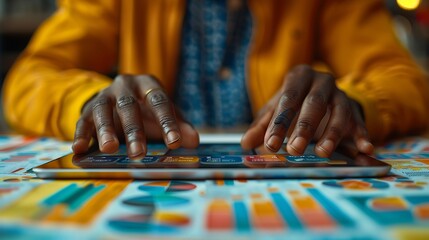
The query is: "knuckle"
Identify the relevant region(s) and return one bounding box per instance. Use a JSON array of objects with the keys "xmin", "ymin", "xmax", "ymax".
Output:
[
  {"xmin": 116, "ymin": 96, "xmax": 136, "ymax": 109},
  {"xmin": 307, "ymin": 92, "xmax": 327, "ymax": 108},
  {"xmin": 92, "ymin": 97, "xmax": 110, "ymax": 110},
  {"xmin": 327, "ymin": 126, "xmax": 343, "ymax": 139},
  {"xmin": 297, "ymin": 119, "xmax": 316, "ymax": 132},
  {"xmin": 148, "ymin": 90, "xmax": 168, "ymax": 107},
  {"xmin": 293, "ymin": 64, "xmax": 312, "ymax": 74},
  {"xmin": 279, "ymin": 90, "xmax": 300, "ymax": 109}
]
